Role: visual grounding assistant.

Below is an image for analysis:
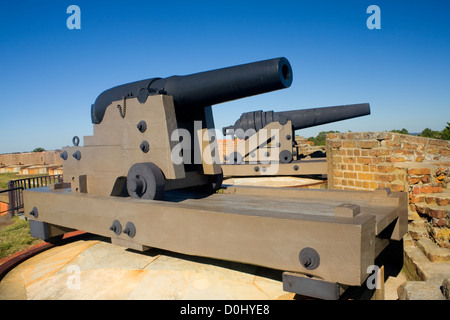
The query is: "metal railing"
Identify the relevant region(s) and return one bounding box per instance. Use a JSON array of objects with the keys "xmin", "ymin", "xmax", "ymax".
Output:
[
  {"xmin": 0, "ymin": 187, "xmax": 23, "ymax": 215},
  {"xmin": 0, "ymin": 175, "xmax": 63, "ymax": 215}
]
